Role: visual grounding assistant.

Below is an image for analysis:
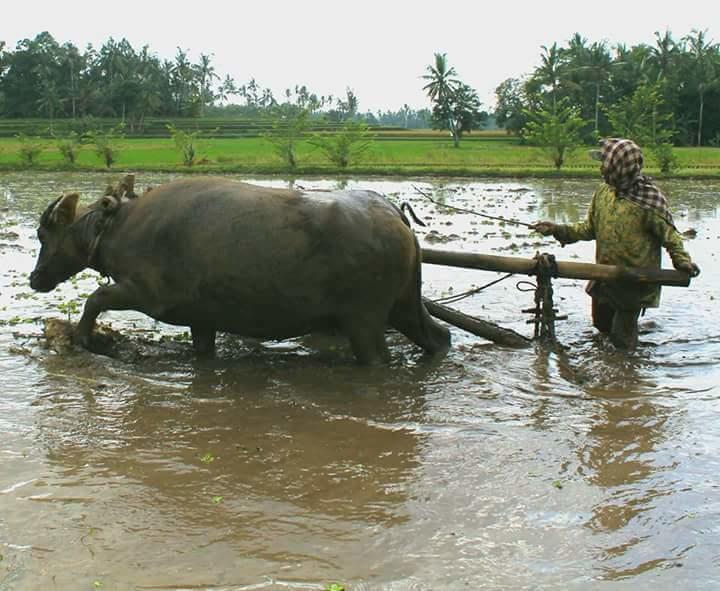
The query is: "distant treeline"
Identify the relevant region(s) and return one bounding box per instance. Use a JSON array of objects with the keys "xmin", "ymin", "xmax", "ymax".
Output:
[
  {"xmin": 0, "ymin": 32, "xmax": 432, "ymax": 133},
  {"xmin": 1, "ymin": 30, "xmax": 719, "ymax": 145},
  {"xmin": 496, "ymin": 30, "xmax": 720, "ymax": 147}
]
